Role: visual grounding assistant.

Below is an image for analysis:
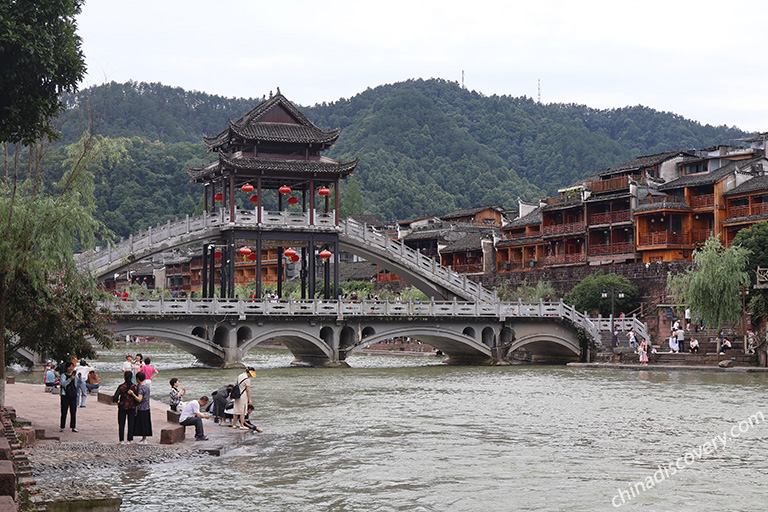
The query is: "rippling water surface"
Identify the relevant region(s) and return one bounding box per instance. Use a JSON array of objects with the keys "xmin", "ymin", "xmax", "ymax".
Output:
[{"xmin": 13, "ymin": 344, "xmax": 768, "ymax": 511}]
